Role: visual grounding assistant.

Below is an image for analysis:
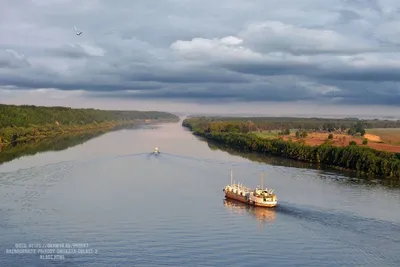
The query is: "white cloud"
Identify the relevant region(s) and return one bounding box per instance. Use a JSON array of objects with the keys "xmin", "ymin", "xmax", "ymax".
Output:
[
  {"xmin": 238, "ymin": 21, "xmax": 377, "ymax": 55},
  {"xmin": 170, "ymin": 37, "xmax": 262, "ymax": 62}
]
